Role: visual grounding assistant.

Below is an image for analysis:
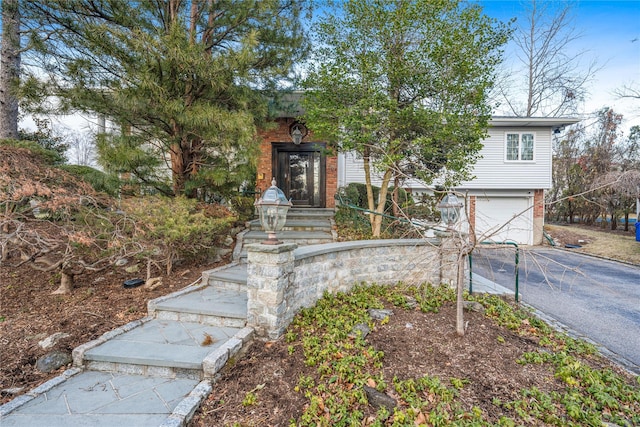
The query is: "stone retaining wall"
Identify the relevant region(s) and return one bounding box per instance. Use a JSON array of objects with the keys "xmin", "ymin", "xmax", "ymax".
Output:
[{"xmin": 246, "ymin": 238, "xmax": 456, "ymax": 339}]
